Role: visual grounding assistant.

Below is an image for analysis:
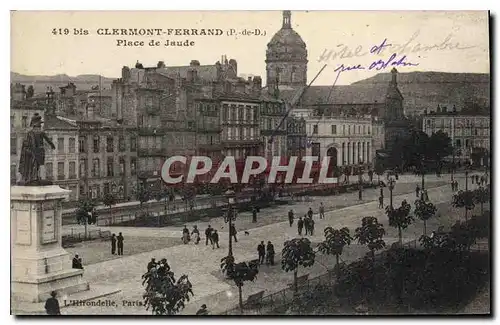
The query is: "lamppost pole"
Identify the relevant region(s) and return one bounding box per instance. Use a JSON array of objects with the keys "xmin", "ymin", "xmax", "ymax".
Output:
[
  {"xmin": 358, "ymin": 159, "xmax": 363, "ymax": 201},
  {"xmin": 388, "ymin": 176, "xmax": 396, "ymax": 209},
  {"xmin": 224, "ymin": 189, "xmax": 236, "ymax": 257}
]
